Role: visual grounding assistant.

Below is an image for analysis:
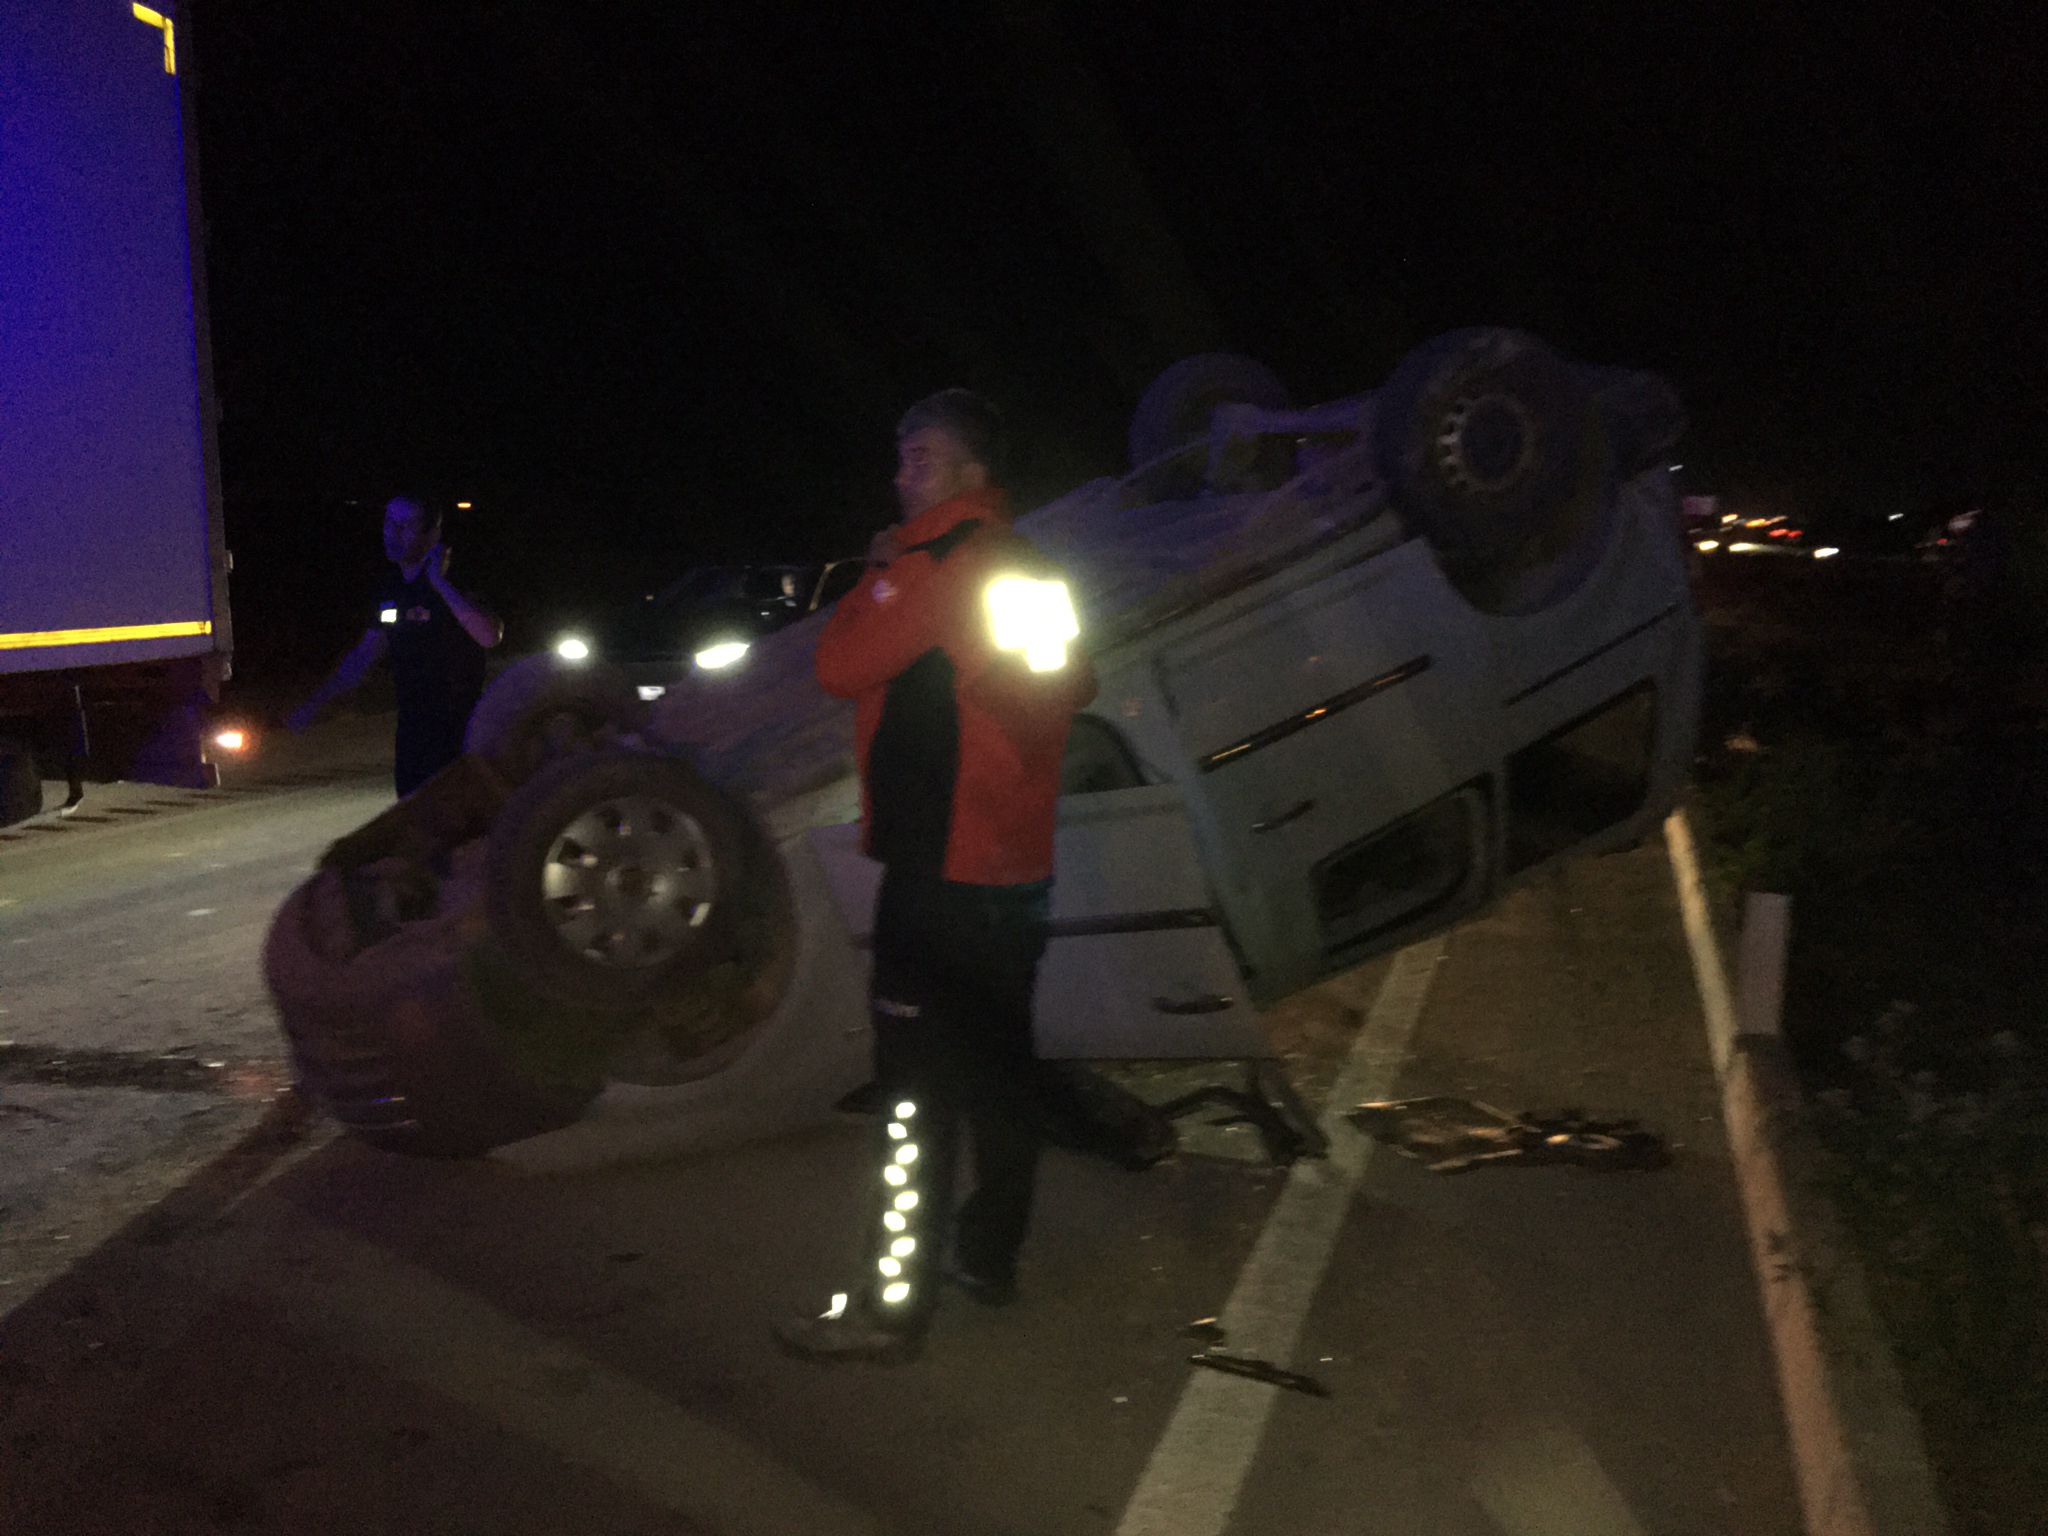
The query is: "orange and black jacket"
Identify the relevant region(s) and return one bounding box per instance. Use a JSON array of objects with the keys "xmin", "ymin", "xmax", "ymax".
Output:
[{"xmin": 815, "ymin": 486, "xmax": 1097, "ymax": 887}]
